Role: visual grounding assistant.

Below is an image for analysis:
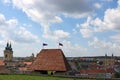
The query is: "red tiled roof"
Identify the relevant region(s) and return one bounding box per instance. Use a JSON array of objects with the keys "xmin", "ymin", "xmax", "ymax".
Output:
[
  {"xmin": 89, "ymin": 64, "xmax": 104, "ymax": 69},
  {"xmin": 114, "ymin": 62, "xmax": 120, "ymax": 65},
  {"xmin": 0, "ymin": 60, "xmax": 4, "ymax": 66},
  {"xmin": 30, "ymin": 49, "xmax": 71, "ymax": 71},
  {"xmin": 0, "ymin": 66, "xmax": 10, "ymax": 73},
  {"xmin": 80, "ymin": 68, "xmax": 115, "ymax": 74},
  {"xmin": 106, "ymin": 68, "xmax": 115, "ymax": 73},
  {"xmin": 80, "ymin": 69, "xmax": 105, "ymax": 74},
  {"xmin": 23, "ymin": 62, "xmax": 32, "ymax": 66},
  {"xmin": 19, "ymin": 67, "xmax": 28, "ymax": 71}
]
